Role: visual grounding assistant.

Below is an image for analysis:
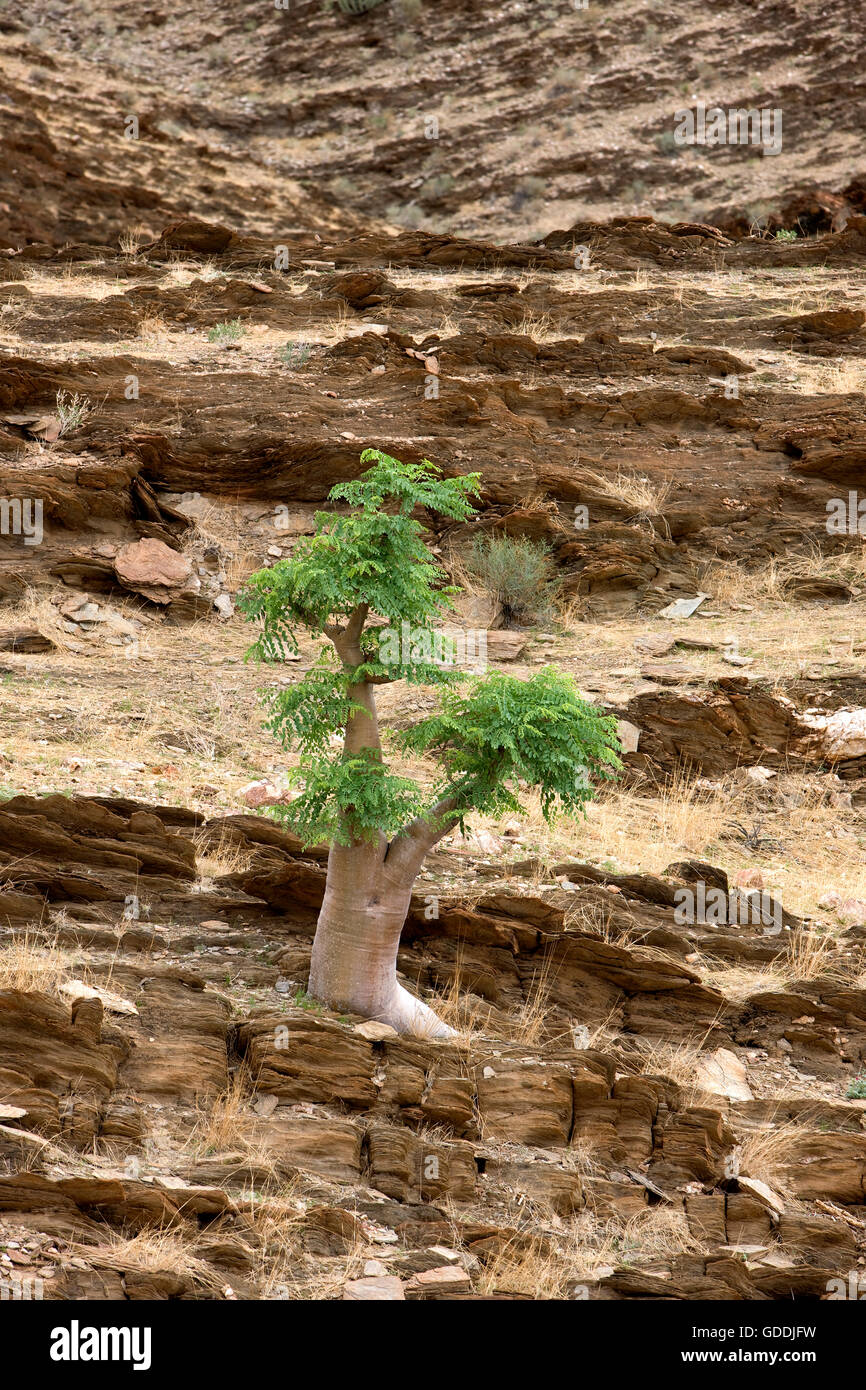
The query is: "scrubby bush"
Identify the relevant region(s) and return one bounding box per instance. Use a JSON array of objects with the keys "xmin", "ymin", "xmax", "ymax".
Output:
[
  {"xmin": 207, "ymin": 319, "xmax": 245, "ymax": 343},
  {"xmin": 465, "ymin": 533, "xmax": 560, "ymax": 628}
]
